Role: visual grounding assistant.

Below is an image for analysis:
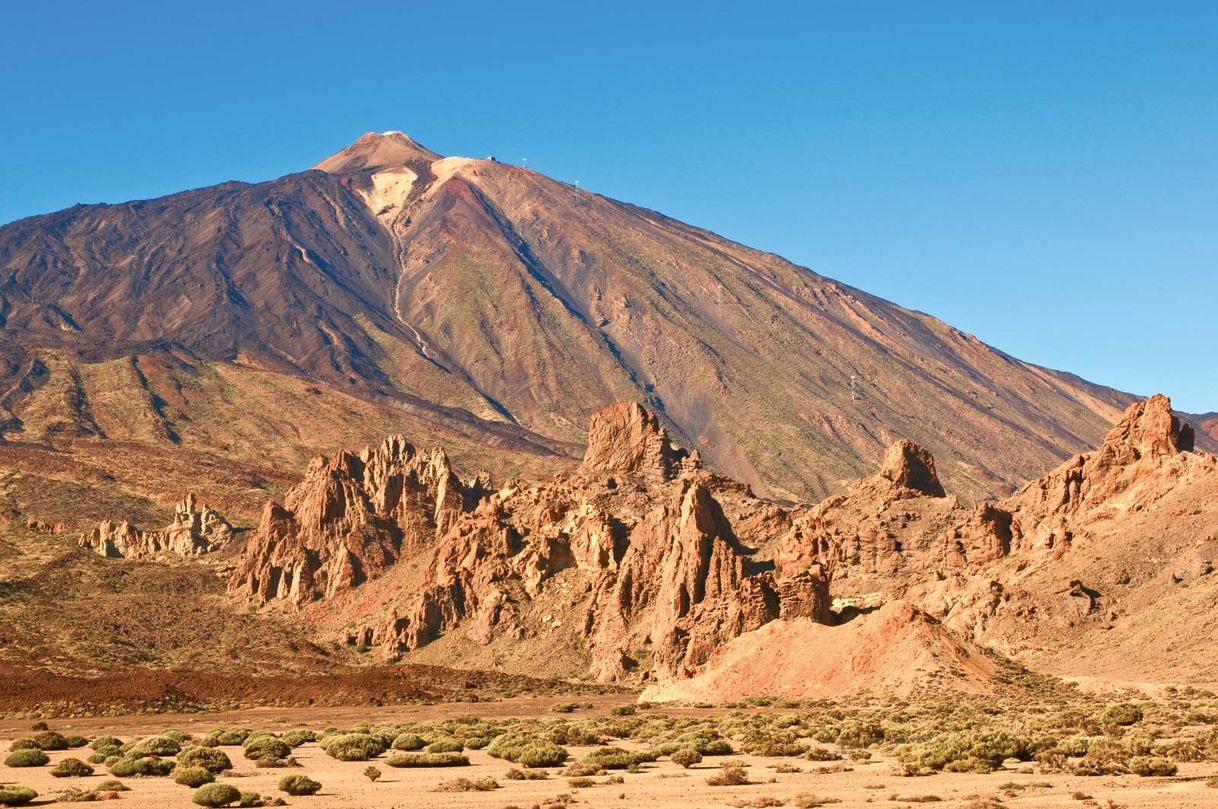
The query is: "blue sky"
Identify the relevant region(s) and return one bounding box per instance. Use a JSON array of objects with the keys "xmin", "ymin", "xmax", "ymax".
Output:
[{"xmin": 2, "ymin": 1, "xmax": 1214, "ymax": 411}]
